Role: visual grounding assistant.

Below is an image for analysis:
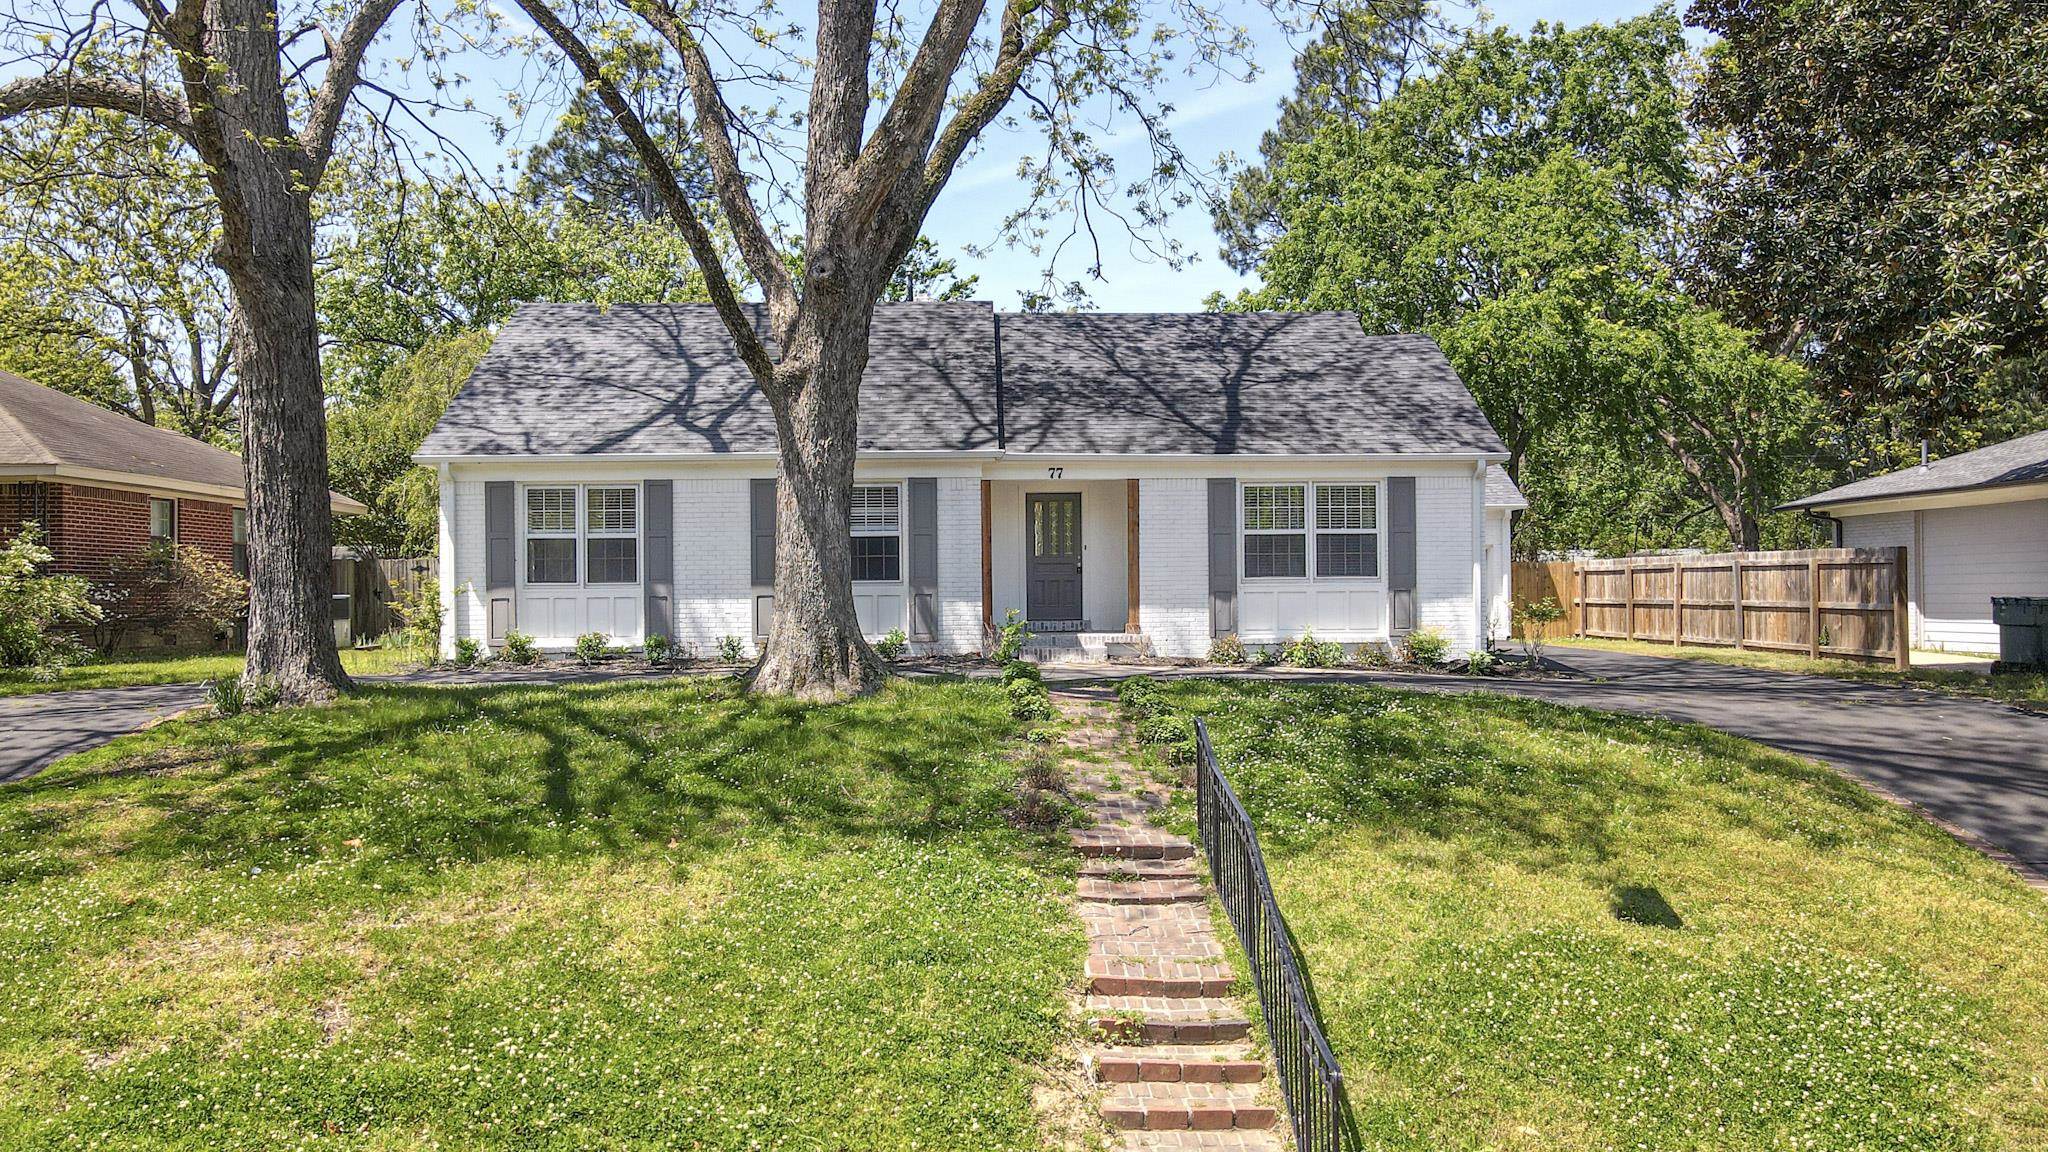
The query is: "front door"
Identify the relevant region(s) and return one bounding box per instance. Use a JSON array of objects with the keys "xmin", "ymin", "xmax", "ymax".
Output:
[{"xmin": 1026, "ymin": 492, "xmax": 1084, "ymax": 622}]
